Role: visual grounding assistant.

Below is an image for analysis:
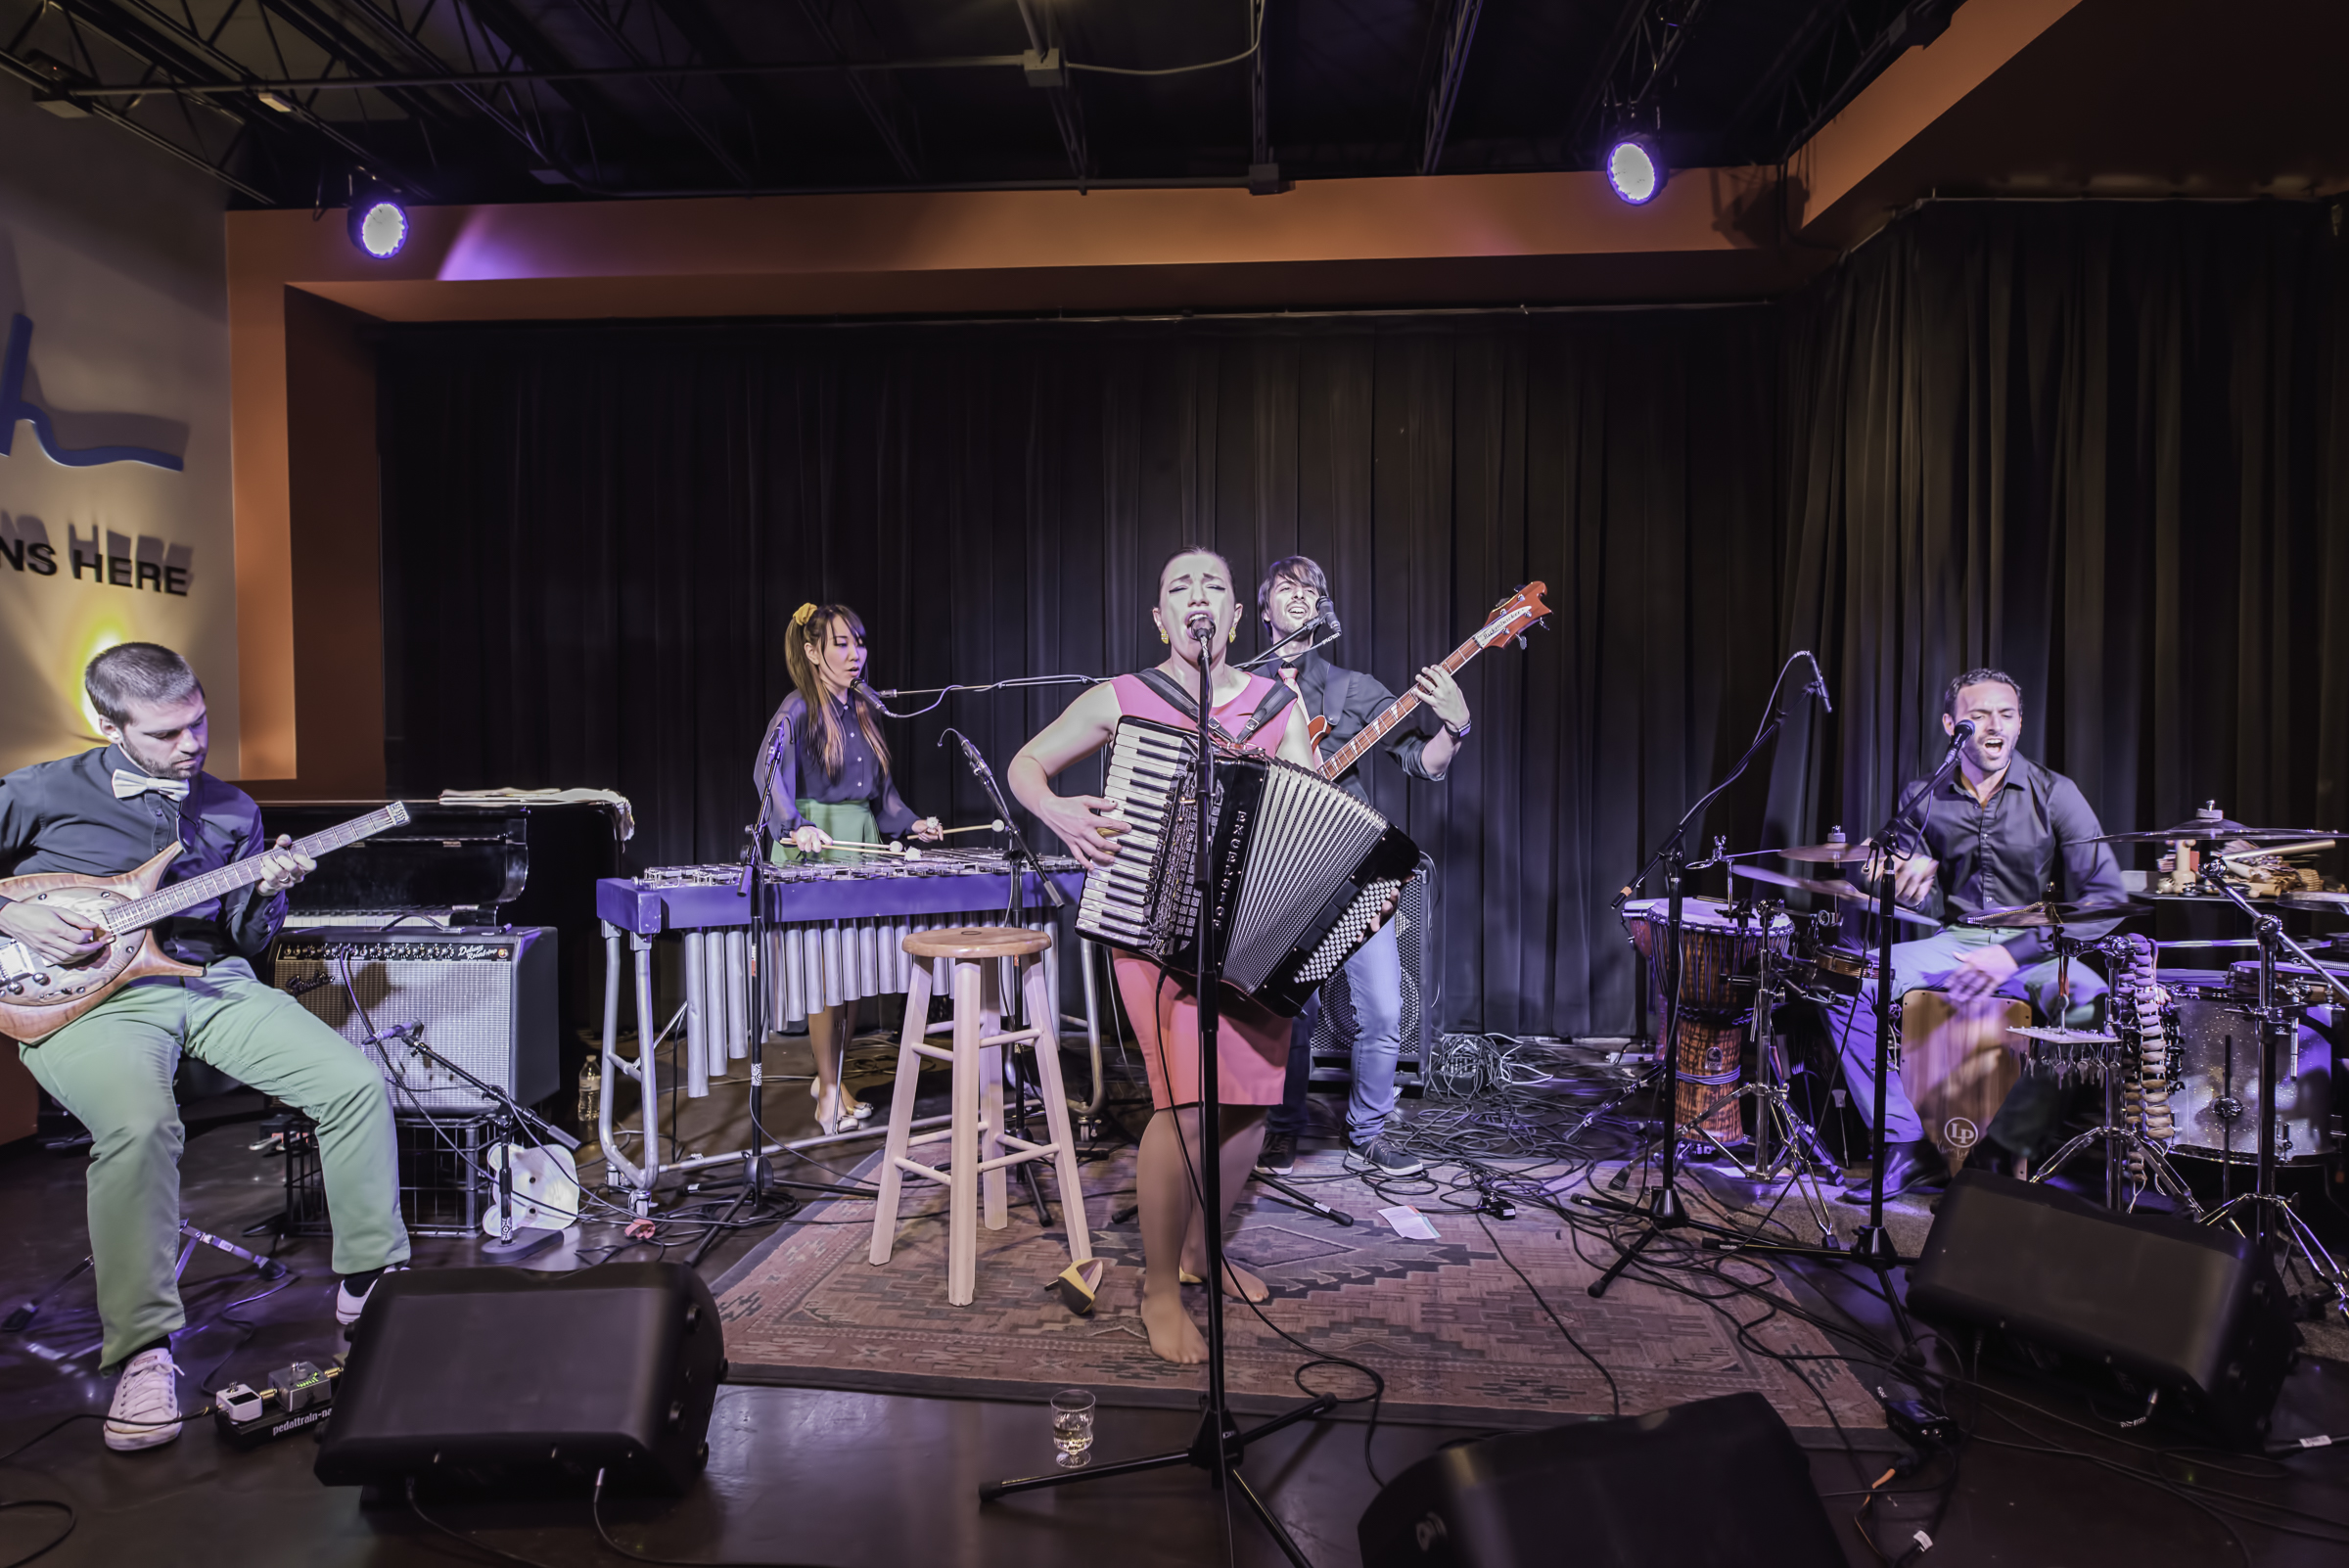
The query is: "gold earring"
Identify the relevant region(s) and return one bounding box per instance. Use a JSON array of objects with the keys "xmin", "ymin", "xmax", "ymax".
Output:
[
  {"xmin": 1159, "ymin": 629, "xmax": 1169, "ymax": 644},
  {"xmin": 1227, "ymin": 626, "xmax": 1237, "ymax": 643}
]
